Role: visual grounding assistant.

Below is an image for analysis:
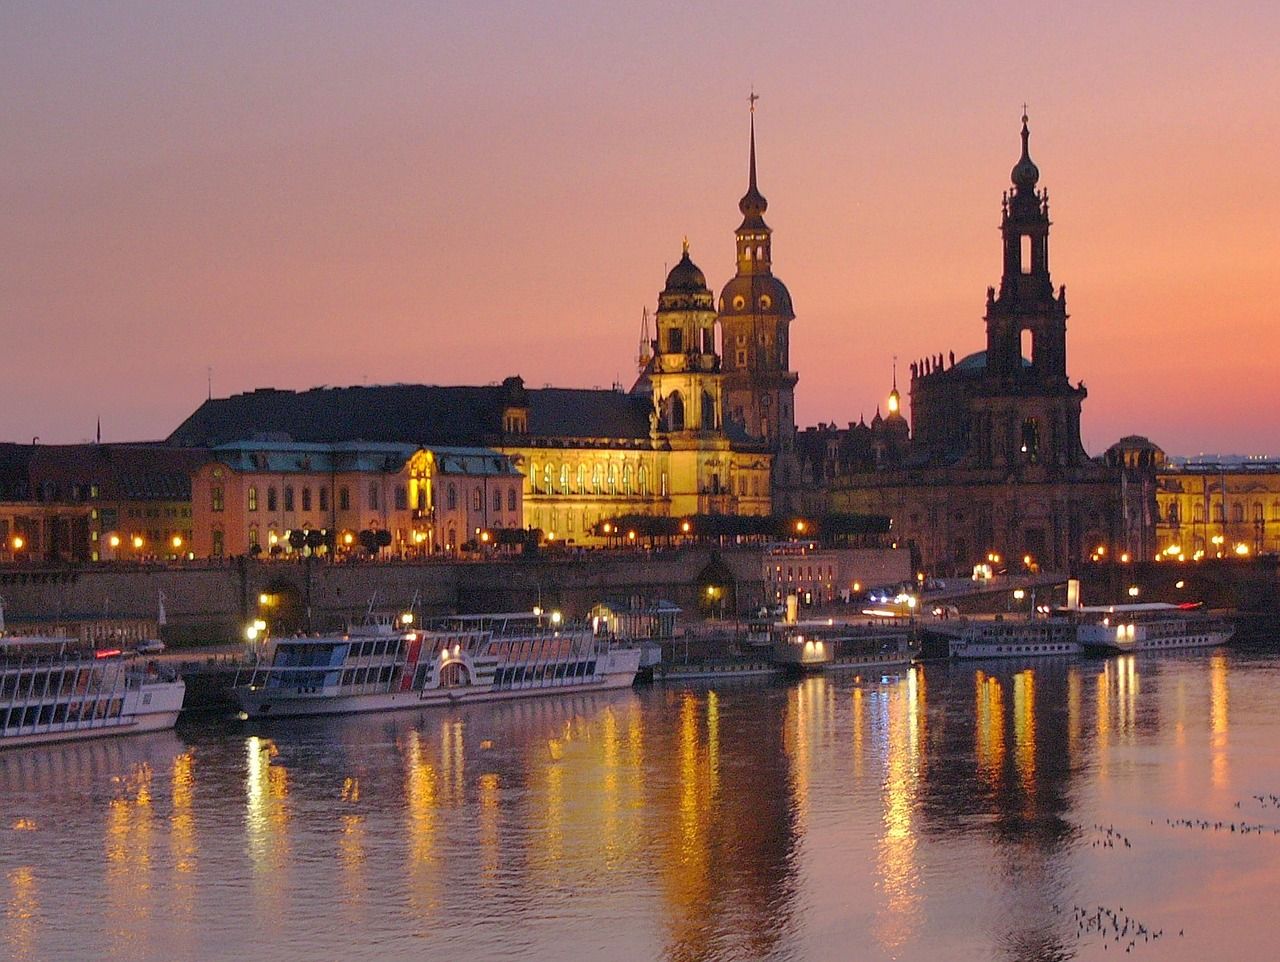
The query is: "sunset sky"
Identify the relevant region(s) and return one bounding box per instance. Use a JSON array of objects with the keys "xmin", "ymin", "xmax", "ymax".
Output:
[{"xmin": 2, "ymin": 2, "xmax": 1277, "ymax": 456}]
